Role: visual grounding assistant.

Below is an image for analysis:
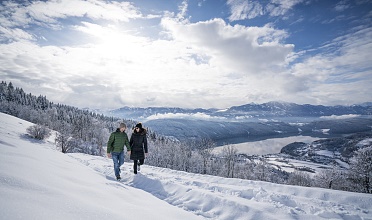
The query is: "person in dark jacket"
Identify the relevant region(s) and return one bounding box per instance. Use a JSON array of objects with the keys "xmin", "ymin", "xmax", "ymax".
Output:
[
  {"xmin": 107, "ymin": 123, "xmax": 131, "ymax": 180},
  {"xmin": 129, "ymin": 123, "xmax": 148, "ymax": 174}
]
